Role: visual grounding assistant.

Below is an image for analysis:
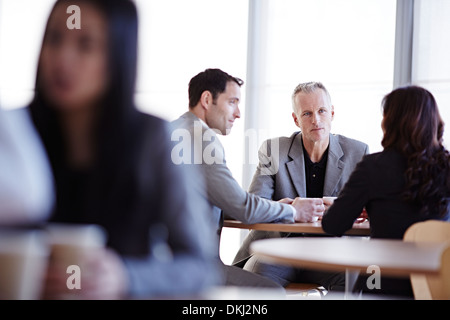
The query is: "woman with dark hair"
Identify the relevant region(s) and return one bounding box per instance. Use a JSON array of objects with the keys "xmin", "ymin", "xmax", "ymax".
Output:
[
  {"xmin": 322, "ymin": 85, "xmax": 450, "ymax": 298},
  {"xmin": 29, "ymin": 0, "xmax": 220, "ymax": 299}
]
